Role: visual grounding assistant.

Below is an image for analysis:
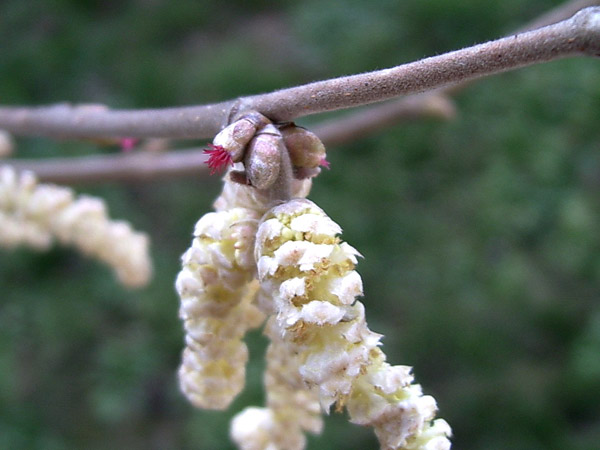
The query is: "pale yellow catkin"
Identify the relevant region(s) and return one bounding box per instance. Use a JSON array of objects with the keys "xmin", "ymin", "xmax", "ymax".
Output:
[
  {"xmin": 176, "ymin": 206, "xmax": 265, "ymax": 410},
  {"xmin": 252, "ymin": 198, "xmax": 452, "ymax": 450},
  {"xmin": 231, "ymin": 316, "xmax": 323, "ymax": 450},
  {"xmin": 176, "ymin": 172, "xmax": 314, "ymax": 411},
  {"xmin": 0, "ymin": 165, "xmax": 151, "ymax": 287}
]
